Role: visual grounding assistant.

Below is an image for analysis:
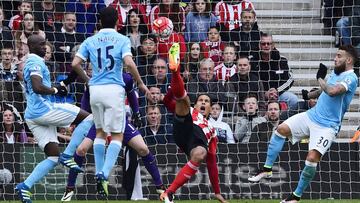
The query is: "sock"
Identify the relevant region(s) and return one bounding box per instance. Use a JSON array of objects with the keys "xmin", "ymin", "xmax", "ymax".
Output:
[
  {"xmin": 141, "ymin": 152, "xmax": 162, "ymax": 186},
  {"xmin": 167, "ymin": 160, "xmax": 199, "ymax": 193},
  {"xmin": 86, "ymin": 125, "xmax": 97, "ymax": 141},
  {"xmin": 163, "ymin": 87, "xmax": 176, "ymax": 113},
  {"xmin": 102, "ymin": 140, "xmax": 122, "ymax": 179},
  {"xmin": 294, "ymin": 160, "xmax": 317, "ymax": 197},
  {"xmin": 264, "ymin": 131, "xmax": 286, "ymax": 169},
  {"xmin": 94, "ymin": 138, "xmax": 106, "ymax": 174},
  {"xmin": 67, "ymin": 152, "xmax": 84, "ymax": 187},
  {"xmin": 170, "ymin": 69, "xmax": 186, "ymax": 99},
  {"xmin": 24, "ymin": 157, "xmax": 58, "ymax": 188},
  {"xmin": 63, "ymin": 115, "xmax": 93, "ymax": 156}
]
